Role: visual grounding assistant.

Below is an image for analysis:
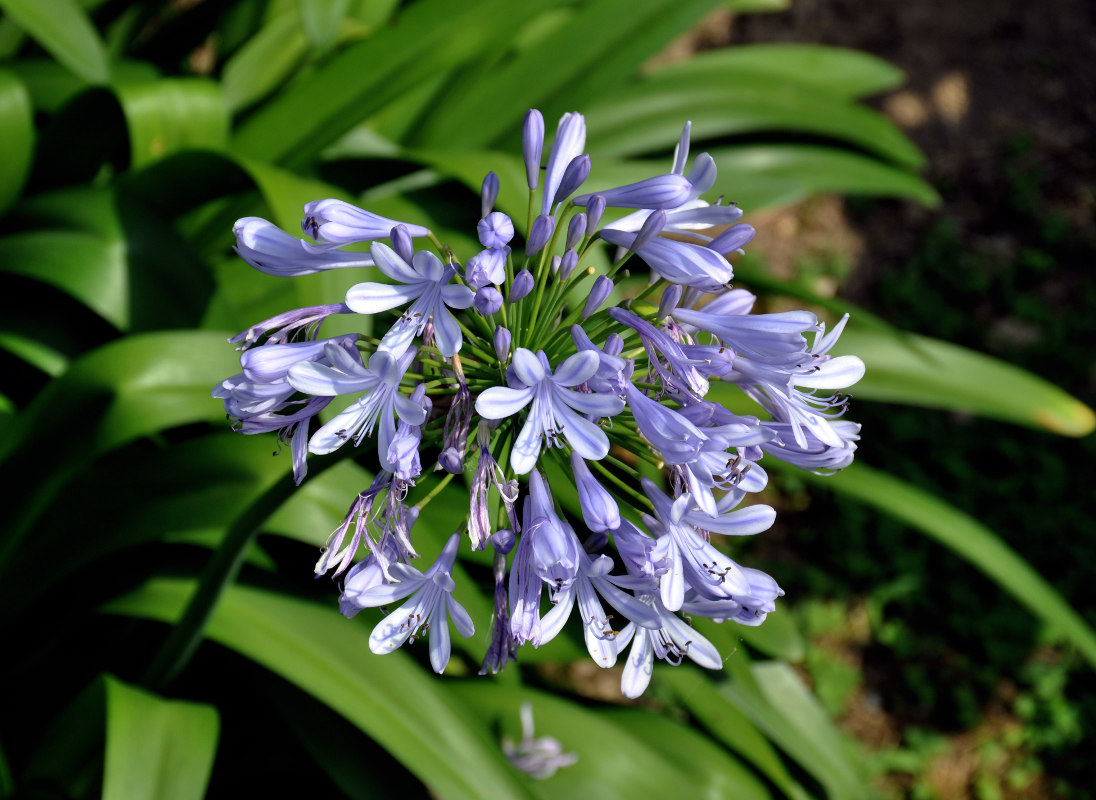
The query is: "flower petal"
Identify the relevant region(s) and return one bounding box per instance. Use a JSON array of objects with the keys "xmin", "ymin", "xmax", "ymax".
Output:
[
  {"xmin": 475, "ymin": 386, "xmax": 534, "ymax": 418},
  {"xmin": 511, "ymin": 348, "xmax": 546, "ymax": 386},
  {"xmin": 346, "ymin": 281, "xmax": 424, "ymax": 314}
]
